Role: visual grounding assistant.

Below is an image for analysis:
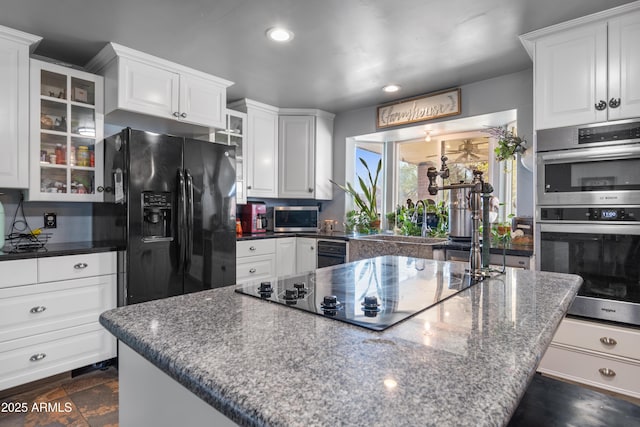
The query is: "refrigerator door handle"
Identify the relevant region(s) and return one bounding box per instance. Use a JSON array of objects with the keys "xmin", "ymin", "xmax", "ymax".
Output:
[
  {"xmin": 185, "ymin": 169, "xmax": 194, "ymax": 272},
  {"xmin": 177, "ymin": 169, "xmax": 187, "ymax": 271}
]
